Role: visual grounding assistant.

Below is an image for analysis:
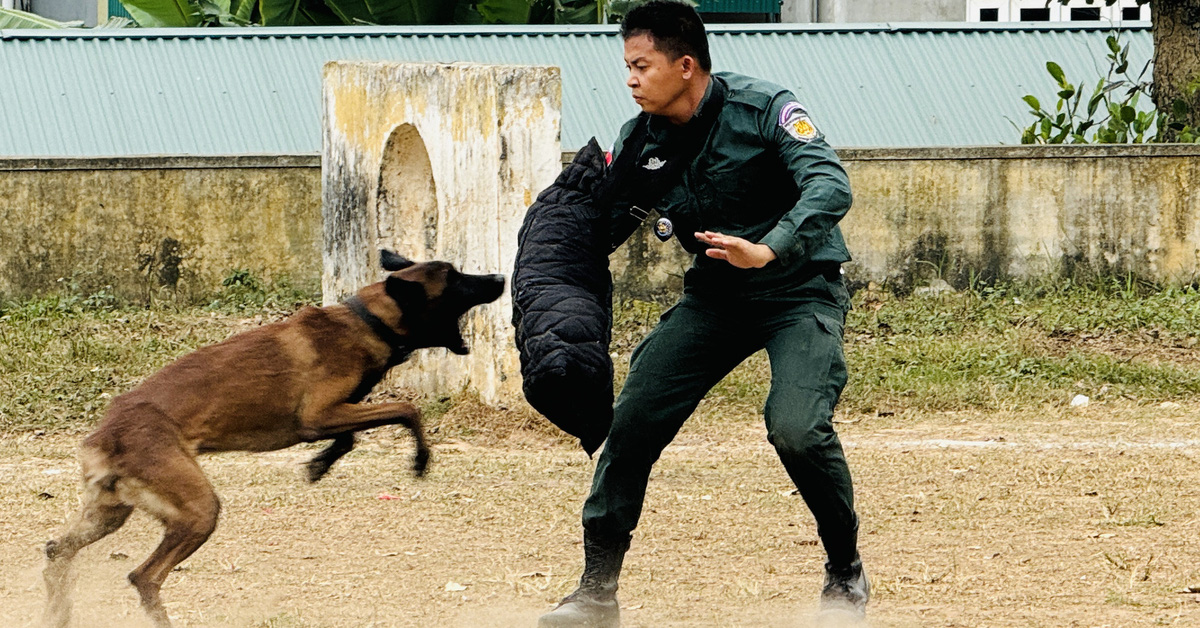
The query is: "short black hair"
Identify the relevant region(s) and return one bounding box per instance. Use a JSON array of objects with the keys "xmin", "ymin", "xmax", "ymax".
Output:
[{"xmin": 620, "ymin": 0, "xmax": 712, "ymax": 73}]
